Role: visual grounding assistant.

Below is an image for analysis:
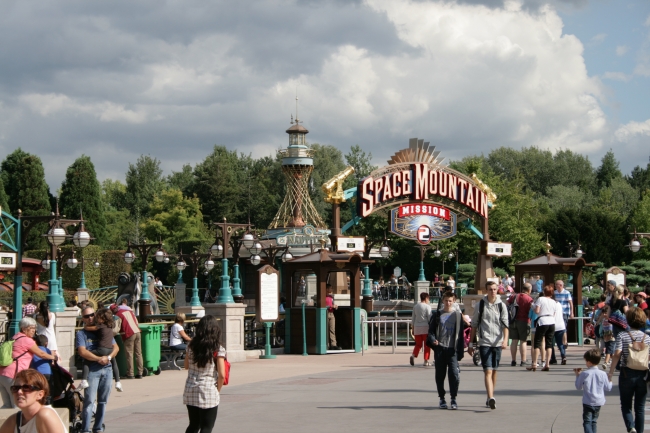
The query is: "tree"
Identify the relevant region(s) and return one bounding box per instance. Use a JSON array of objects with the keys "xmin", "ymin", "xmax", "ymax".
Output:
[
  {"xmin": 102, "ymin": 179, "xmax": 127, "ymax": 212},
  {"xmin": 629, "ymin": 191, "xmax": 650, "ymax": 260},
  {"xmin": 627, "ymin": 159, "xmax": 650, "ymax": 196},
  {"xmin": 596, "ymin": 177, "xmax": 638, "ymax": 219},
  {"xmin": 0, "ymin": 177, "xmax": 9, "ymax": 212},
  {"xmin": 167, "ymin": 164, "xmax": 195, "ymax": 194},
  {"xmin": 140, "ymin": 189, "xmax": 209, "ymax": 253},
  {"xmin": 124, "ymin": 155, "xmax": 166, "ymax": 217},
  {"xmin": 0, "ymin": 150, "xmax": 52, "ymax": 250},
  {"xmin": 242, "ymin": 155, "xmax": 283, "ymax": 229},
  {"xmin": 189, "ymin": 146, "xmax": 244, "ymax": 224},
  {"xmin": 544, "ymin": 185, "xmax": 594, "ymax": 213},
  {"xmin": 595, "ymin": 150, "xmax": 622, "ymax": 189},
  {"xmin": 103, "ymin": 209, "xmax": 136, "ymax": 250},
  {"xmin": 59, "ymin": 155, "xmax": 107, "ymax": 246},
  {"xmin": 345, "ymin": 145, "xmax": 377, "ymax": 184}
]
